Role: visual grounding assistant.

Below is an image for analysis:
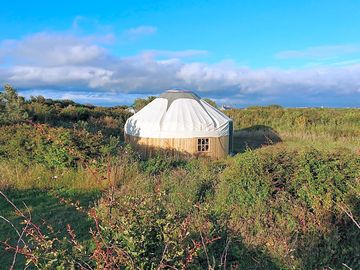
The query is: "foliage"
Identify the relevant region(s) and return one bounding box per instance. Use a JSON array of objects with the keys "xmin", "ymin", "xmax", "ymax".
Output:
[
  {"xmin": 133, "ymin": 96, "xmax": 156, "ymax": 111},
  {"xmin": 203, "ymin": 98, "xmax": 218, "ymax": 108},
  {"xmin": 215, "ymin": 147, "xmax": 360, "ymax": 269},
  {"xmin": 1, "ymin": 86, "xmax": 360, "ymax": 269},
  {"xmin": 95, "ymin": 191, "xmax": 223, "ymax": 269},
  {"xmin": 0, "ymin": 84, "xmax": 28, "ymax": 124},
  {"xmin": 0, "ymin": 123, "xmax": 118, "ymax": 168}
]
